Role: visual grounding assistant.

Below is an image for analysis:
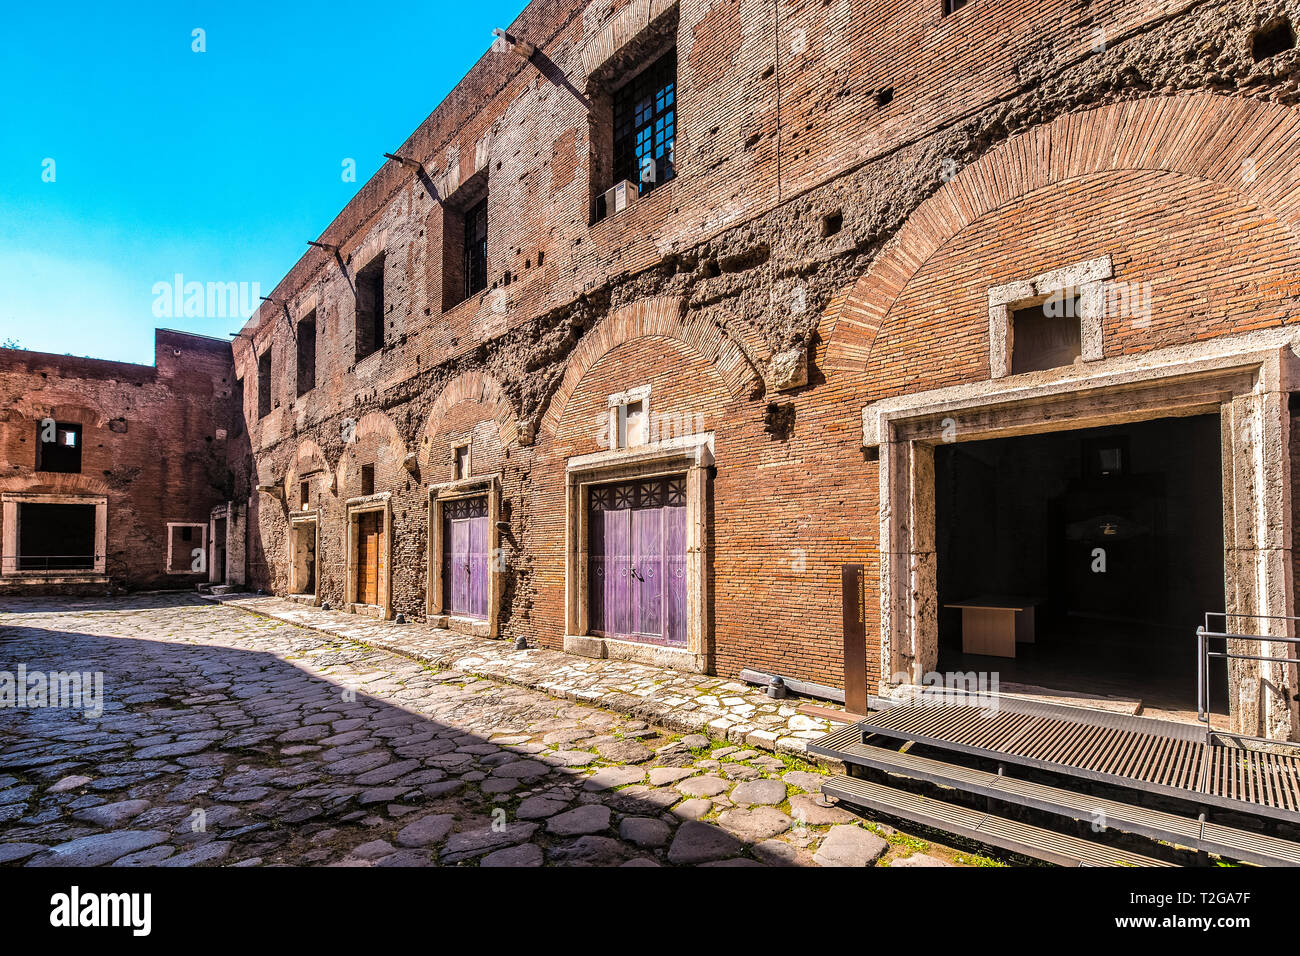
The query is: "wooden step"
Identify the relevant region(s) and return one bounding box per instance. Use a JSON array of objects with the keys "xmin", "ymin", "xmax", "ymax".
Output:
[
  {"xmin": 835, "ymin": 739, "xmax": 1300, "ymax": 867},
  {"xmin": 823, "ymin": 774, "xmax": 1177, "ymax": 867}
]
